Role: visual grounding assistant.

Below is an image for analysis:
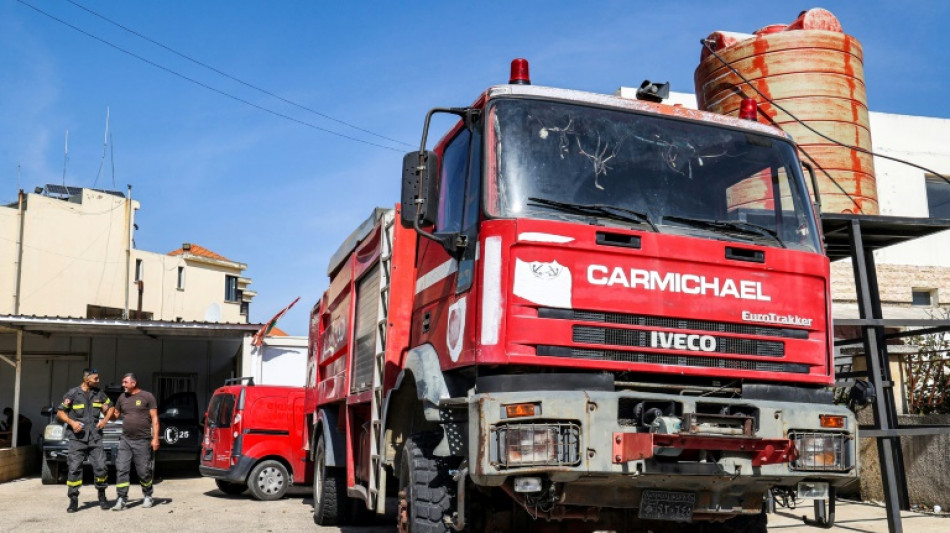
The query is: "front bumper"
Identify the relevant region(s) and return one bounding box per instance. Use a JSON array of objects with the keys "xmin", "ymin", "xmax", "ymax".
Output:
[
  {"xmin": 42, "ymin": 441, "xmax": 120, "ymax": 465},
  {"xmin": 467, "ymin": 389, "xmax": 857, "ymax": 514}
]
